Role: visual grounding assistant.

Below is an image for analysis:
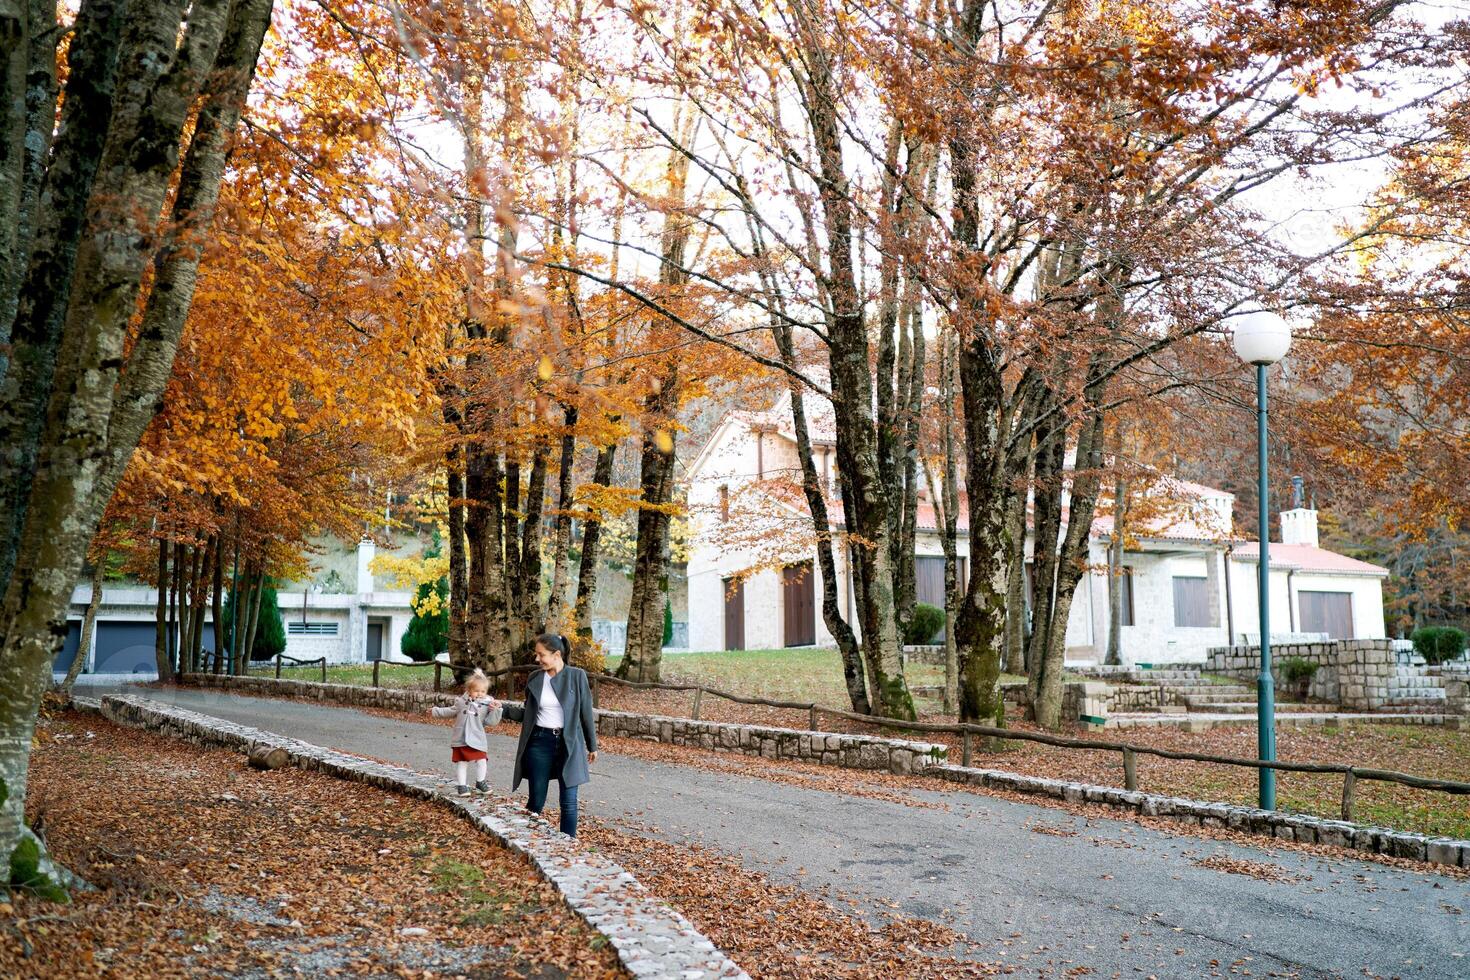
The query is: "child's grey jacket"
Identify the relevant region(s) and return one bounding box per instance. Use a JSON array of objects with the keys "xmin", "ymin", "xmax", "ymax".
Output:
[{"xmin": 431, "ymin": 694, "xmax": 503, "ymax": 751}]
